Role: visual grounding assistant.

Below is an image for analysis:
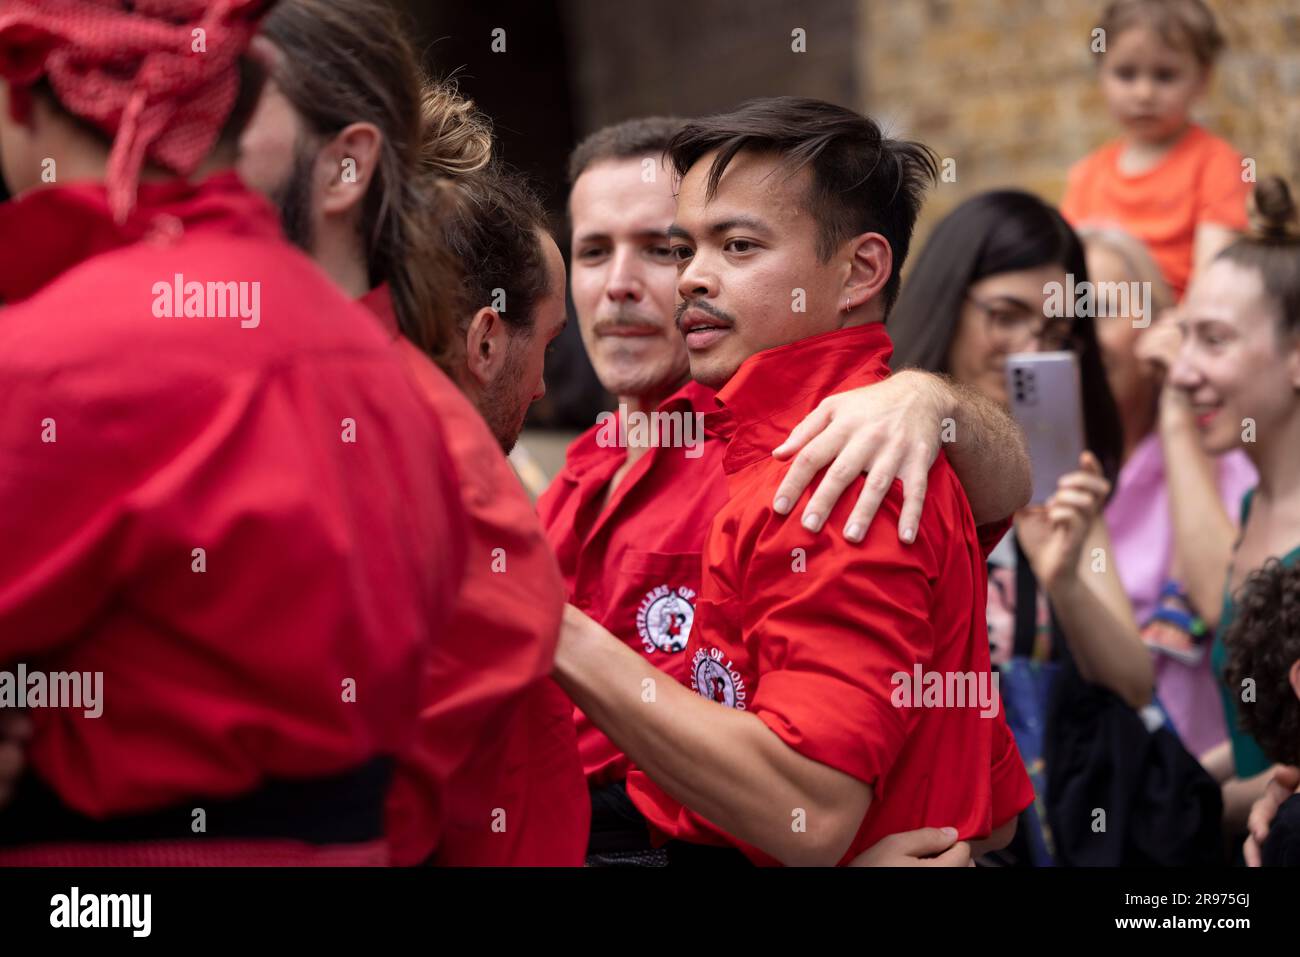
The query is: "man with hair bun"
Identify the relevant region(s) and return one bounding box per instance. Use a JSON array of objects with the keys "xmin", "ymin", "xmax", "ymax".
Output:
[{"xmin": 238, "ymin": 0, "xmax": 586, "ymax": 866}]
